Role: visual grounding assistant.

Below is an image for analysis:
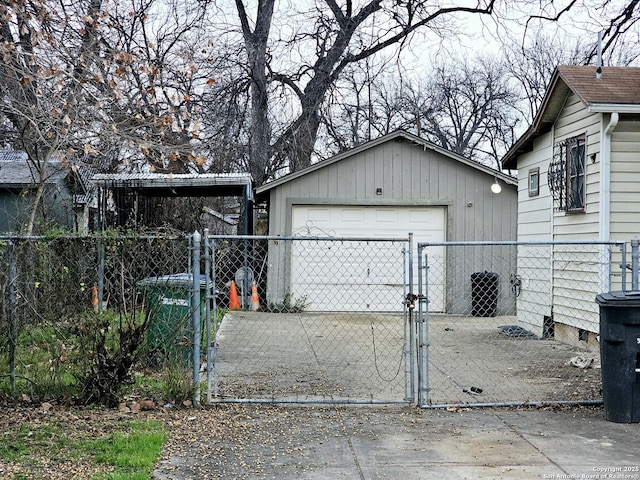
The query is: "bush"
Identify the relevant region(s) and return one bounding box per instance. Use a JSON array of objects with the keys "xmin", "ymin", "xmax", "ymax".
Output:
[{"xmin": 75, "ymin": 310, "xmax": 152, "ymax": 407}]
